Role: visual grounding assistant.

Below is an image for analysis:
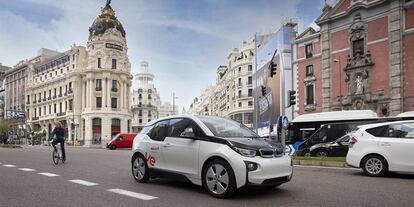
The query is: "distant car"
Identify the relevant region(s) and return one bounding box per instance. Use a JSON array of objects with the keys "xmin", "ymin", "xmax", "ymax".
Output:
[
  {"xmin": 309, "ymin": 134, "xmax": 351, "ymax": 157},
  {"xmin": 107, "ymin": 133, "xmax": 137, "ymax": 150},
  {"xmin": 346, "ymin": 120, "xmax": 414, "ymax": 176},
  {"xmin": 131, "ymin": 115, "xmax": 292, "ymax": 198}
]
